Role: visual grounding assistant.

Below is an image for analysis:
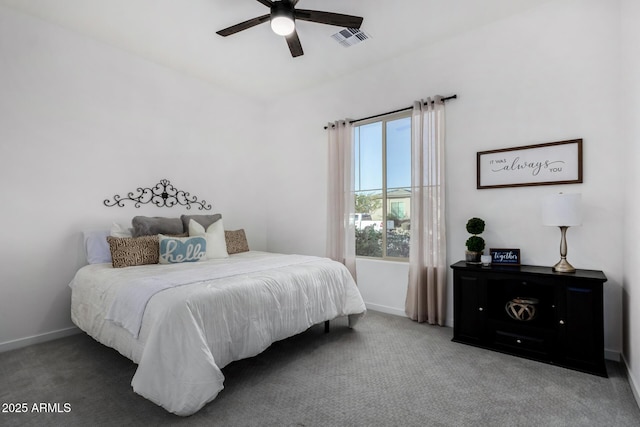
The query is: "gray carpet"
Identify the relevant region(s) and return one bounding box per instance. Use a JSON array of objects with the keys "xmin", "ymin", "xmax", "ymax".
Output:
[{"xmin": 1, "ymin": 311, "xmax": 639, "ymax": 426}]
